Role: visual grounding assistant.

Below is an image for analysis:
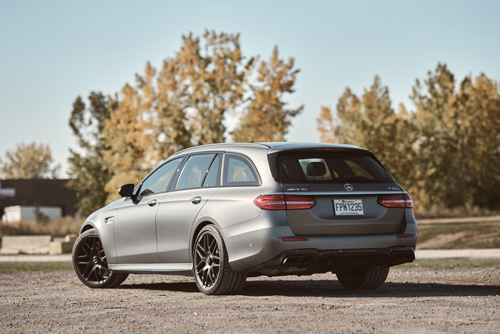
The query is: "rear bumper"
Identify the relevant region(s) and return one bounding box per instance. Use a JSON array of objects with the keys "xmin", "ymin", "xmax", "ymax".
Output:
[
  {"xmin": 223, "ymin": 210, "xmax": 417, "ymax": 273},
  {"xmin": 252, "ymin": 246, "xmax": 415, "ymax": 275}
]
